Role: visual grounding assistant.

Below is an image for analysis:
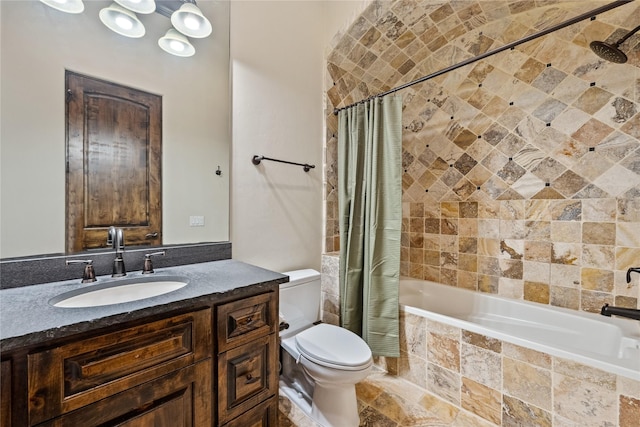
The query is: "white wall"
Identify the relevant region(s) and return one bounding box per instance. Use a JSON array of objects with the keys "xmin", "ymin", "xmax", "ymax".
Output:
[
  {"xmin": 230, "ymin": 1, "xmax": 326, "ymax": 272},
  {"xmin": 230, "ymin": 0, "xmax": 363, "ymax": 272}
]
